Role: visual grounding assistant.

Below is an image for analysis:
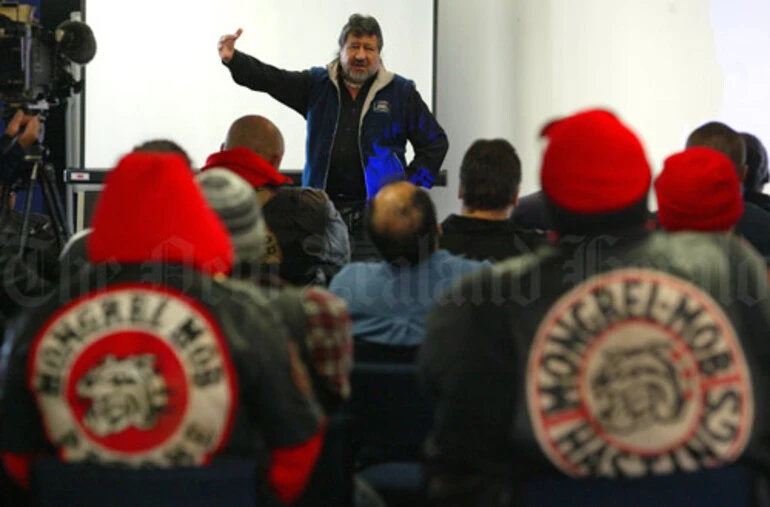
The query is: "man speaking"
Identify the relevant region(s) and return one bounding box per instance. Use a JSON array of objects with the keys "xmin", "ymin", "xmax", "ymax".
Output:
[{"xmin": 218, "ymin": 14, "xmax": 449, "ymax": 258}]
